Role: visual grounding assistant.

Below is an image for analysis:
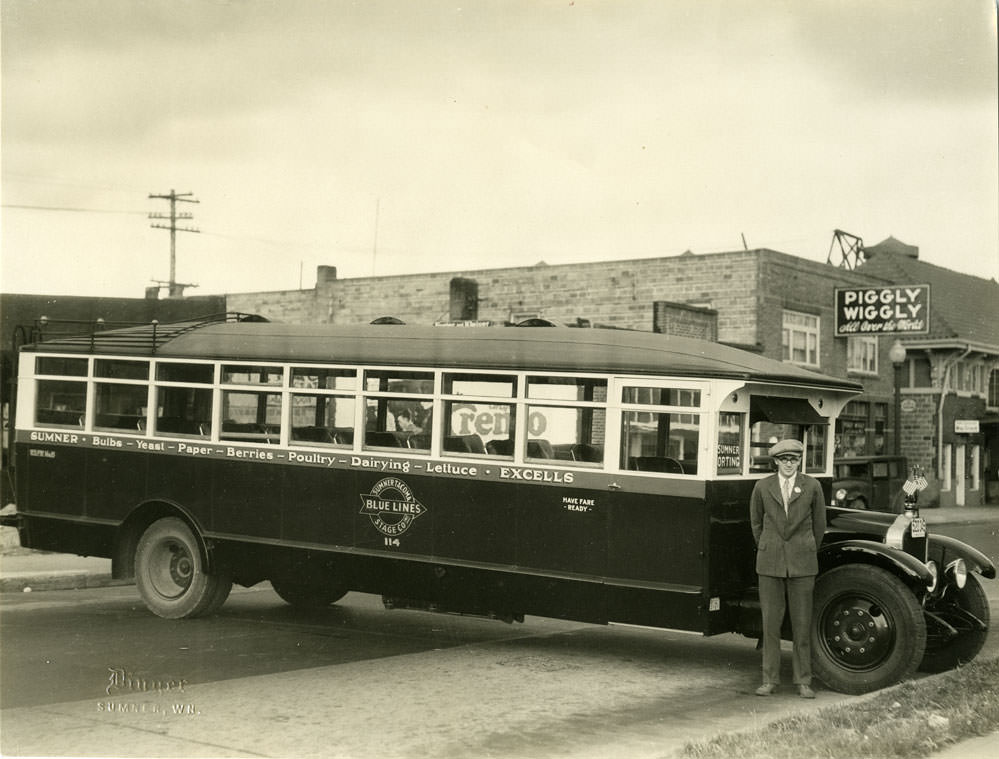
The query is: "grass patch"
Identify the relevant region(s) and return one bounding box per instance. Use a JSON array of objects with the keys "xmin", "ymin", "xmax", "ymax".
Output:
[{"xmin": 676, "ymin": 657, "xmax": 999, "ymax": 758}]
